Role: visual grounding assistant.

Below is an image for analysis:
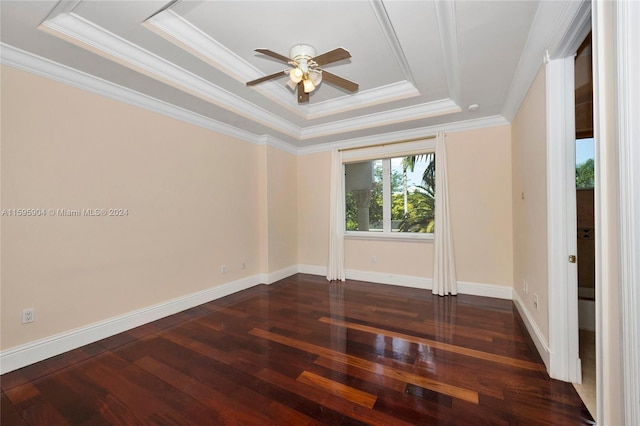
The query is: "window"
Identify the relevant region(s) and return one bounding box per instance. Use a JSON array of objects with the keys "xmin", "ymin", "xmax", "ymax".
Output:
[{"xmin": 344, "ymin": 152, "xmax": 435, "ymax": 237}]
